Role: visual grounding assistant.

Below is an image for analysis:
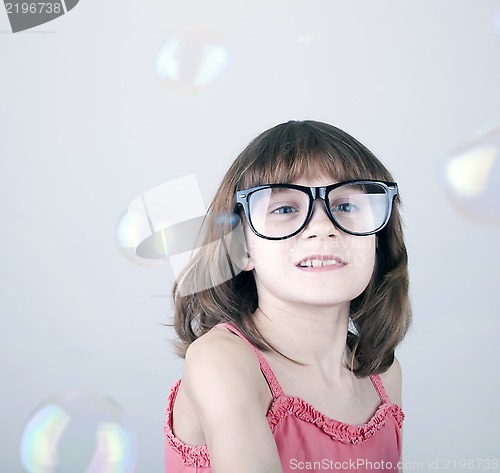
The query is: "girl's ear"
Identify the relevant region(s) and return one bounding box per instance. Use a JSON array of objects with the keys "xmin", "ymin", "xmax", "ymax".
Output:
[
  {"xmin": 225, "ymin": 215, "xmax": 254, "ymax": 271},
  {"xmin": 242, "ymin": 250, "xmax": 255, "ymax": 271}
]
